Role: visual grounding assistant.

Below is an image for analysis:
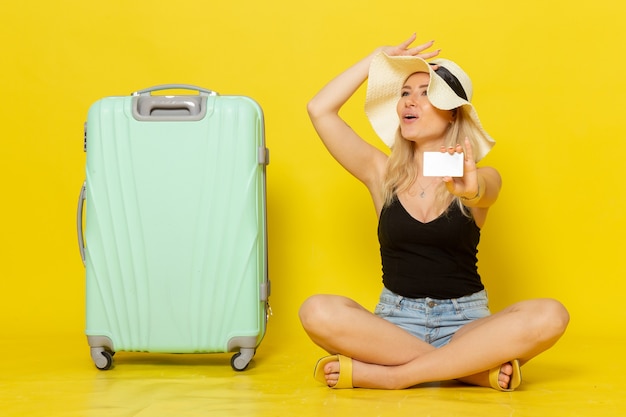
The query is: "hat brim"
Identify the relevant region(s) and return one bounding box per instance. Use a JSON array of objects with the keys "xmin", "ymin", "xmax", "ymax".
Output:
[{"xmin": 364, "ymin": 53, "xmax": 495, "ymax": 161}]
